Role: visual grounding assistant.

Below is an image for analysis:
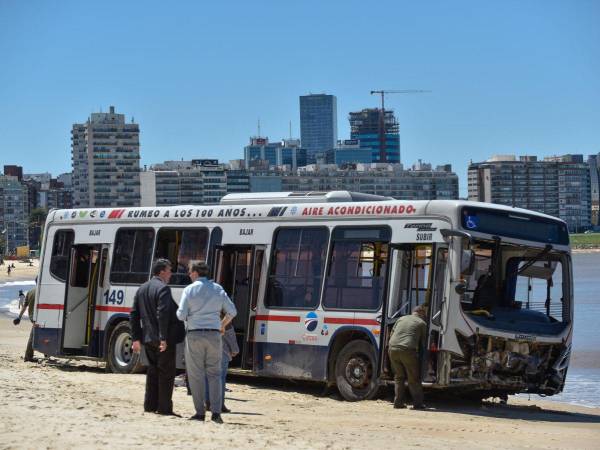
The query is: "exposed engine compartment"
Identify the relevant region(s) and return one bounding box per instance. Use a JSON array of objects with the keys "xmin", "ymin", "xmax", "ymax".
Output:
[{"xmin": 449, "ymin": 333, "xmax": 570, "ymax": 395}]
